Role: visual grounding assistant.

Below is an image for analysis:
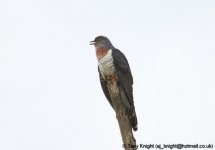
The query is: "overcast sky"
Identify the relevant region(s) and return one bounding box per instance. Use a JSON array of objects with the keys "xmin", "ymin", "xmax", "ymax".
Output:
[{"xmin": 0, "ymin": 0, "xmax": 215, "ymax": 150}]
